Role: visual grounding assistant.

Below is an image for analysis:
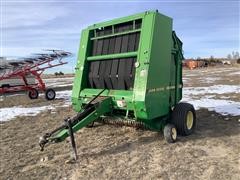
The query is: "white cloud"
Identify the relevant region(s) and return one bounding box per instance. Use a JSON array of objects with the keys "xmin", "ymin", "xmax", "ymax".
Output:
[
  {"xmin": 2, "ymin": 46, "xmax": 62, "ymax": 57},
  {"xmin": 2, "ymin": 4, "xmax": 69, "ymax": 28}
]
